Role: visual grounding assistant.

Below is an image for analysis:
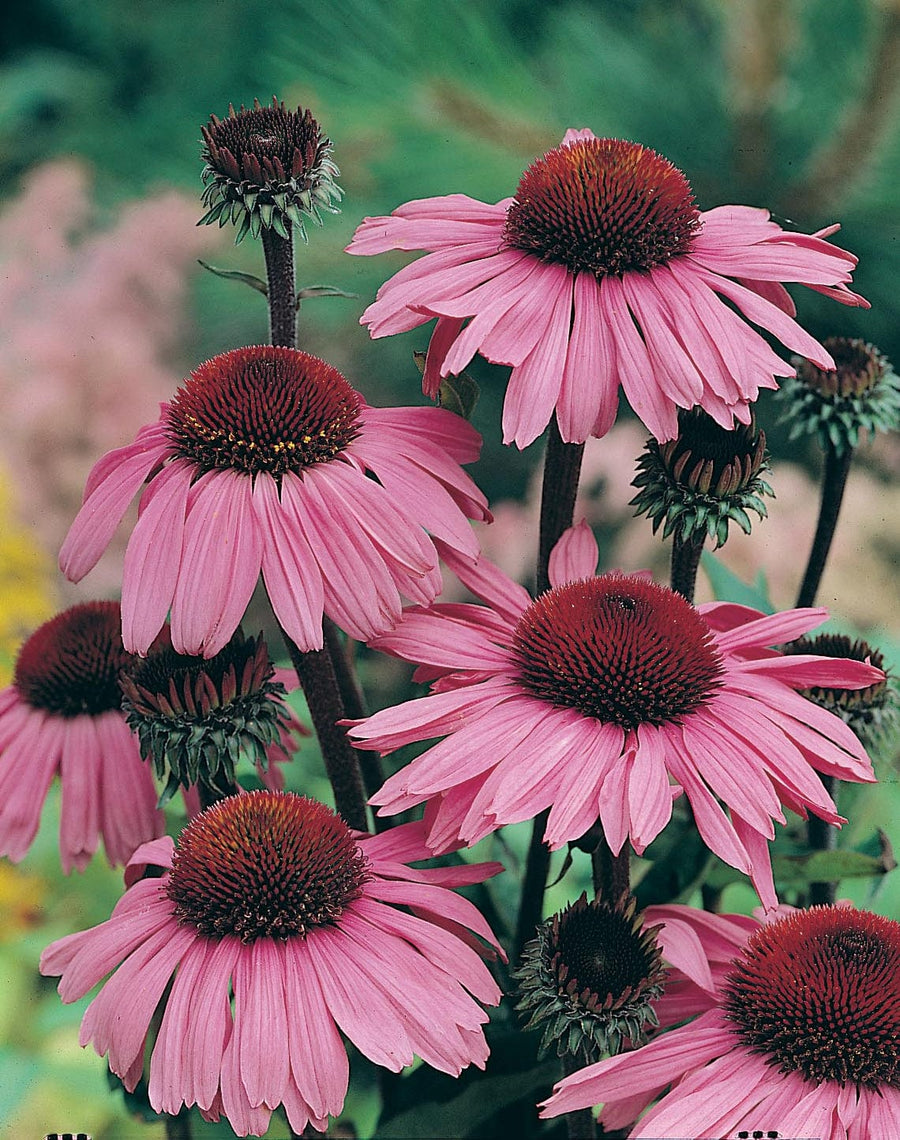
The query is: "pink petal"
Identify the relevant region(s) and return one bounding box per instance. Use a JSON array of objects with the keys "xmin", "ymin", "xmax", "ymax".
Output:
[
  {"xmin": 422, "ymin": 315, "xmax": 466, "ymax": 397},
  {"xmin": 499, "ymin": 265, "xmax": 574, "ymax": 447},
  {"xmin": 170, "ymin": 469, "xmax": 262, "ymax": 657},
  {"xmin": 234, "ymin": 940, "xmax": 290, "ymax": 1108},
  {"xmin": 714, "ymin": 606, "xmax": 828, "ymax": 653},
  {"xmin": 0, "ymin": 706, "xmax": 60, "ymax": 862},
  {"xmin": 252, "ymin": 473, "xmax": 325, "ymax": 652},
  {"xmin": 547, "ymin": 520, "xmax": 599, "ymax": 587},
  {"xmin": 121, "ymin": 460, "xmax": 191, "ymax": 654},
  {"xmin": 284, "ymin": 945, "xmax": 349, "ymax": 1120},
  {"xmin": 558, "ymin": 270, "xmax": 619, "ymax": 441},
  {"xmin": 59, "ymin": 432, "xmax": 169, "ymax": 582},
  {"xmin": 540, "ymin": 1010, "xmax": 728, "ymax": 1118},
  {"xmin": 433, "ymin": 538, "xmax": 530, "ymax": 623}
]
